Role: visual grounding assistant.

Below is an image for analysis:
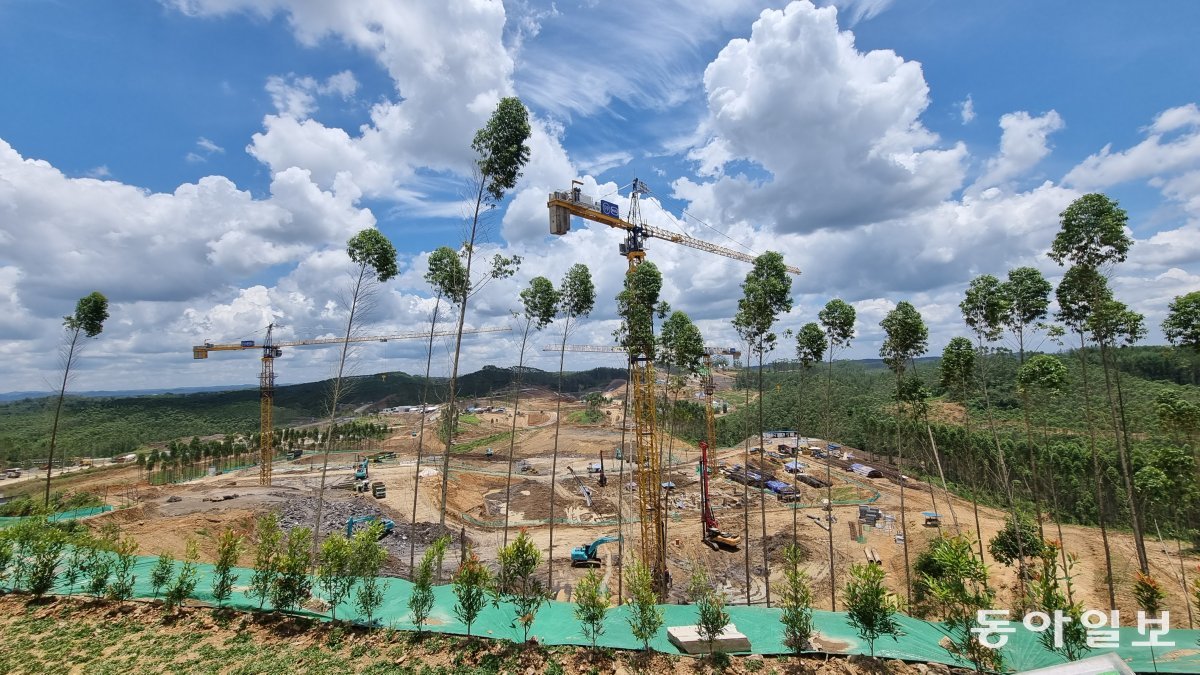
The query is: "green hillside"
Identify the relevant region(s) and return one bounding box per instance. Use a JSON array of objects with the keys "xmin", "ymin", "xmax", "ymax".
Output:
[{"xmin": 0, "ymin": 365, "xmax": 626, "ymax": 463}]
